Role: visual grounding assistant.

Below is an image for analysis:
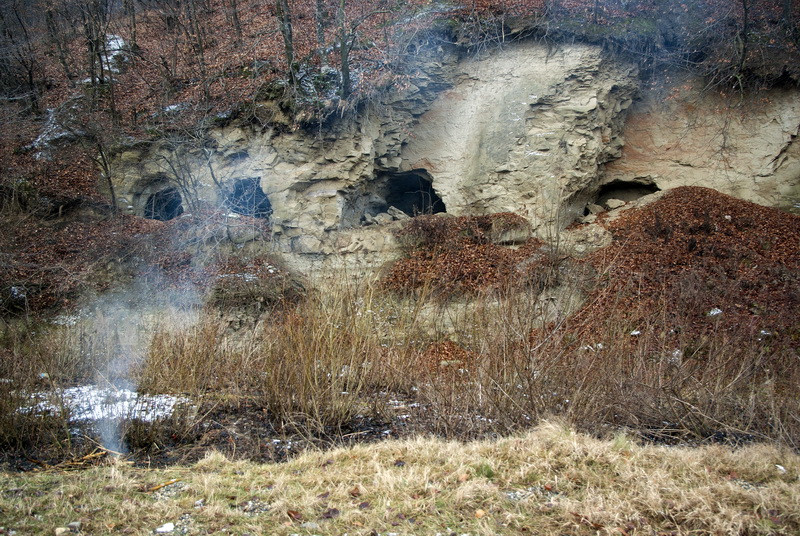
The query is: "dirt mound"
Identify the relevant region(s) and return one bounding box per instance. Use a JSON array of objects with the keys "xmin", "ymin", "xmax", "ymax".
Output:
[
  {"xmin": 583, "ymin": 186, "xmax": 800, "ymax": 347},
  {"xmin": 382, "ymin": 213, "xmax": 543, "ymax": 297}
]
